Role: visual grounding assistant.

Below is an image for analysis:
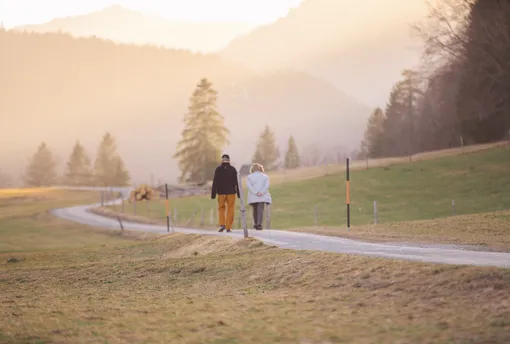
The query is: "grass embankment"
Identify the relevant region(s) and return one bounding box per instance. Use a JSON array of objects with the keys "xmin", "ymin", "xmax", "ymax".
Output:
[
  {"xmin": 1, "ymin": 188, "xmax": 510, "ymax": 343},
  {"xmin": 106, "ymin": 146, "xmax": 510, "ymax": 248},
  {"xmin": 2, "ymin": 233, "xmax": 510, "ymax": 344},
  {"xmin": 0, "ymin": 188, "xmax": 145, "ymax": 253}
]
